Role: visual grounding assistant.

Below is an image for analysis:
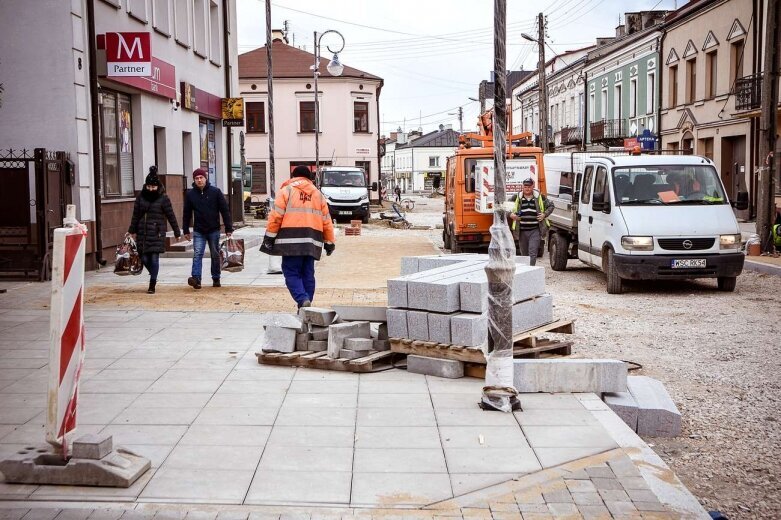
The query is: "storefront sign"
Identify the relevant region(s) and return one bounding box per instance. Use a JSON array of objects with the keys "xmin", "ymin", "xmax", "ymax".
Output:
[
  {"xmin": 181, "ymin": 82, "xmax": 222, "ymax": 119},
  {"xmin": 103, "ymin": 32, "xmax": 151, "ymax": 77},
  {"xmin": 221, "ymin": 98, "xmax": 245, "ymax": 127},
  {"xmin": 355, "ymin": 147, "xmax": 371, "ymax": 155},
  {"xmin": 623, "ymin": 137, "xmax": 639, "ymax": 150},
  {"xmin": 638, "ymin": 129, "xmax": 657, "ymax": 151},
  {"xmin": 107, "ymin": 57, "xmax": 176, "ymax": 100}
]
